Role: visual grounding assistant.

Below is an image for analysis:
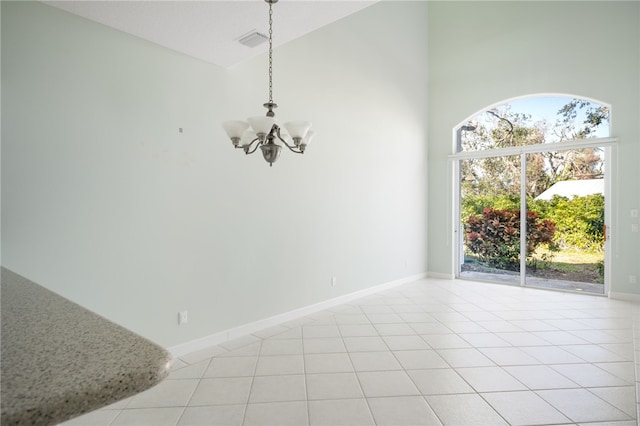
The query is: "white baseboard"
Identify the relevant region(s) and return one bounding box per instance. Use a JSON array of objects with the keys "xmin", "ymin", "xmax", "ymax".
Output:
[
  {"xmin": 427, "ymin": 271, "xmax": 455, "ymax": 280},
  {"xmin": 608, "ymin": 291, "xmax": 640, "ymax": 302},
  {"xmin": 168, "ymin": 272, "xmax": 428, "ymax": 358}
]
